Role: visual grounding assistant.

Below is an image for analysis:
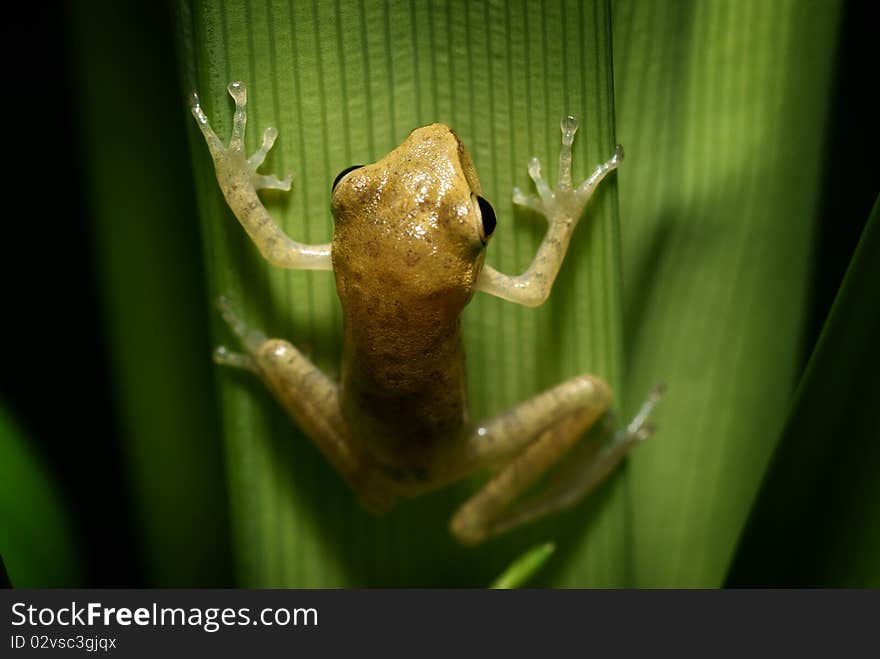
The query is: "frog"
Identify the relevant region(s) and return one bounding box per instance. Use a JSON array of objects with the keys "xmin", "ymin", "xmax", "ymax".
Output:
[{"xmin": 190, "ymin": 81, "xmax": 661, "ymax": 545}]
